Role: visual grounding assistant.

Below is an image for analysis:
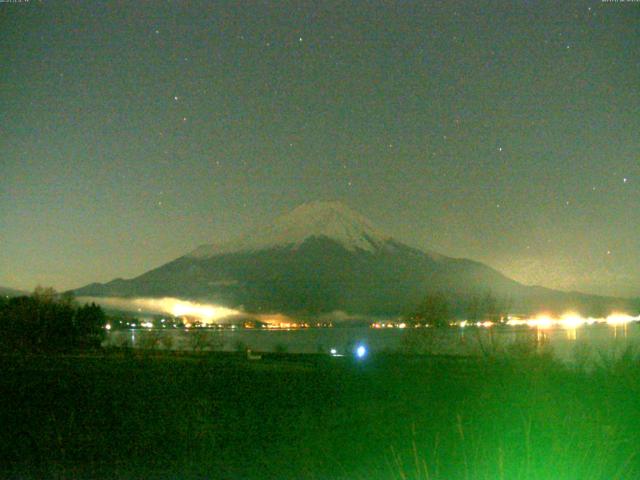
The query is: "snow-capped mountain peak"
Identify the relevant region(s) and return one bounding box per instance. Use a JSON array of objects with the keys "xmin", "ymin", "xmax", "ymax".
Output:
[{"xmin": 189, "ymin": 201, "xmax": 391, "ymax": 257}]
